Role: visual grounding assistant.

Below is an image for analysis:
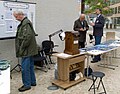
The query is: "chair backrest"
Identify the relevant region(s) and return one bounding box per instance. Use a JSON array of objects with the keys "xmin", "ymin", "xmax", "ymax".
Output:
[
  {"xmin": 42, "ymin": 40, "xmax": 54, "ymax": 54},
  {"xmin": 106, "ymin": 32, "xmax": 115, "ymax": 41},
  {"xmin": 89, "ymin": 34, "xmax": 94, "ymax": 44},
  {"xmin": 33, "ymin": 50, "xmax": 47, "ymax": 67},
  {"xmin": 89, "ymin": 34, "xmax": 94, "ymax": 40}
]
